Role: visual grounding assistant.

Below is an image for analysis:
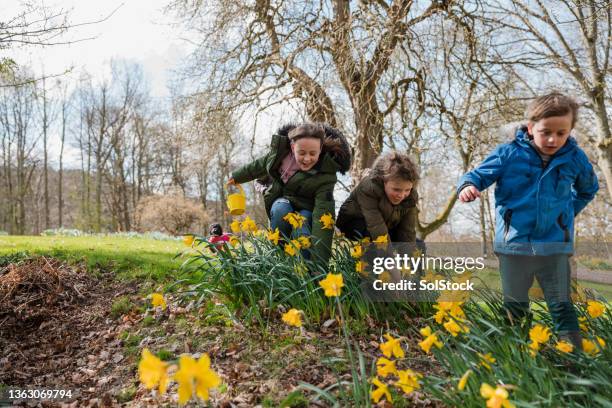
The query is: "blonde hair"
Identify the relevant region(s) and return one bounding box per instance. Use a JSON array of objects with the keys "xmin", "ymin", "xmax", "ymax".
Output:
[{"xmin": 527, "ymin": 92, "xmax": 579, "ymax": 127}]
